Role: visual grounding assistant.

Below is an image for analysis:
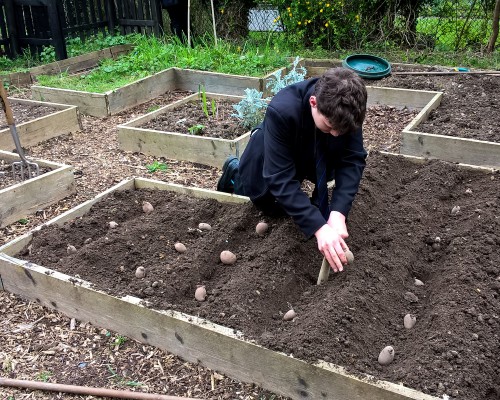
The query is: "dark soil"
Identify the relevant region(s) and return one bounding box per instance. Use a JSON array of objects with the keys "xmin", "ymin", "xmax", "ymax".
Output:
[
  {"xmin": 22, "ymin": 151, "xmax": 500, "ymax": 400},
  {"xmin": 140, "ymin": 99, "xmax": 246, "ymax": 139},
  {"xmin": 0, "ymin": 158, "xmax": 51, "ymax": 190},
  {"xmin": 372, "ymin": 70, "xmax": 500, "ymax": 142},
  {"xmin": 0, "ymin": 102, "xmax": 58, "ymax": 130}
]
